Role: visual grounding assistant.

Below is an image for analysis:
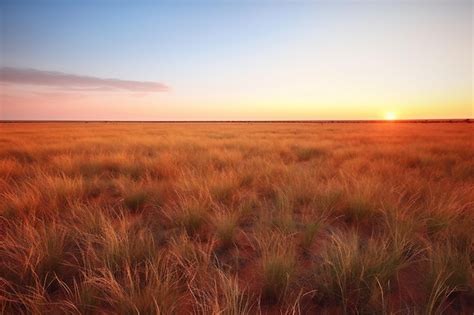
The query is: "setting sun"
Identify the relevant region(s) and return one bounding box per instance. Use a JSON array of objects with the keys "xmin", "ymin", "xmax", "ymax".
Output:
[{"xmin": 385, "ymin": 112, "xmax": 397, "ymax": 120}]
